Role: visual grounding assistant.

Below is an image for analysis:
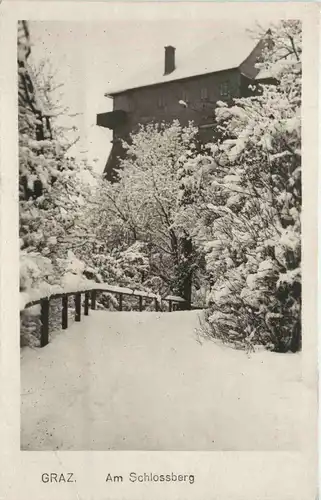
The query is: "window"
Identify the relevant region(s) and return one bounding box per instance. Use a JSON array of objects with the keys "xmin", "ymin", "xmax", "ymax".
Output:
[
  {"xmin": 220, "ymin": 82, "xmax": 230, "ymax": 98},
  {"xmin": 157, "ymin": 95, "xmax": 166, "ymax": 108},
  {"xmin": 181, "ymin": 89, "xmax": 189, "ymax": 103},
  {"xmin": 127, "ymin": 97, "xmax": 134, "ymax": 112},
  {"xmin": 200, "ymin": 87, "xmax": 208, "ymax": 101}
]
